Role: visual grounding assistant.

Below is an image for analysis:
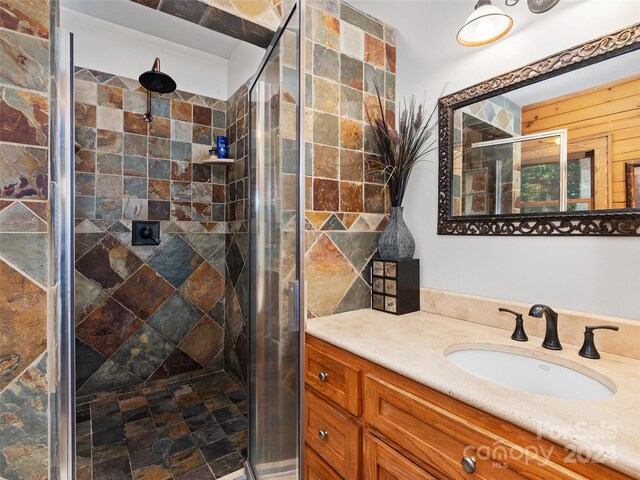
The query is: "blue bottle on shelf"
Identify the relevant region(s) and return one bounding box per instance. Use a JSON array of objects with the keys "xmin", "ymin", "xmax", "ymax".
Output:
[{"xmin": 216, "ymin": 136, "xmax": 228, "ymax": 158}]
